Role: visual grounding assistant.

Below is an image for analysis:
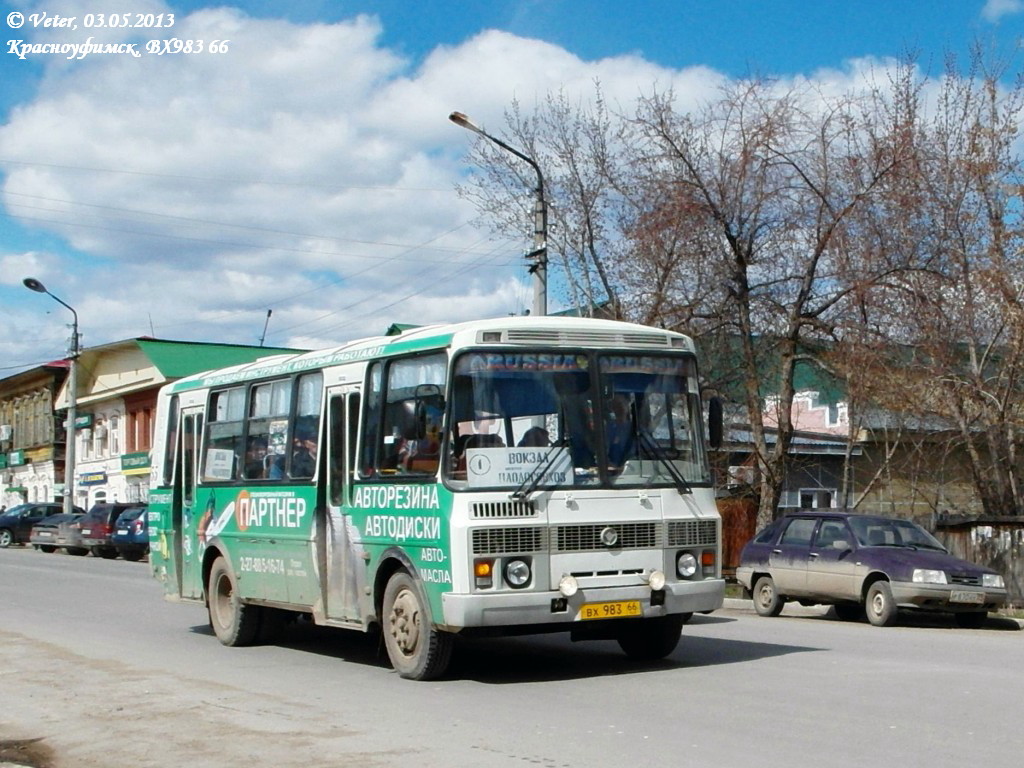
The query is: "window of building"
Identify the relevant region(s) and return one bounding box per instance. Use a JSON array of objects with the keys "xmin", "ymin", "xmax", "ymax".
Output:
[
  {"xmin": 109, "ymin": 414, "xmax": 120, "ymax": 455},
  {"xmin": 127, "ymin": 405, "xmax": 153, "ymax": 453}
]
